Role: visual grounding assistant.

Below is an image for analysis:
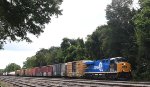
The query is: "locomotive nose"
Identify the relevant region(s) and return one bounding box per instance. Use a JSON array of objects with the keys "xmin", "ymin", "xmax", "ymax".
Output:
[
  {"xmin": 122, "ymin": 63, "xmax": 127, "ymax": 69},
  {"xmin": 117, "ymin": 62, "xmax": 132, "ymax": 80},
  {"xmin": 117, "ymin": 62, "xmax": 131, "ymax": 73}
]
